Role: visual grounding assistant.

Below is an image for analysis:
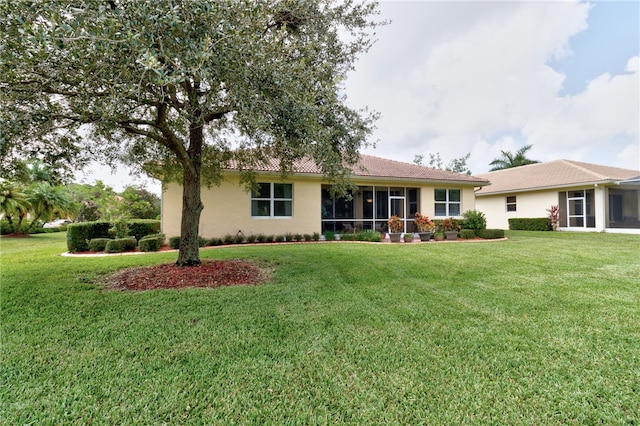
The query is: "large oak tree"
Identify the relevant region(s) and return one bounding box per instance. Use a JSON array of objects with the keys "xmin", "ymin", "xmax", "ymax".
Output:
[{"xmin": 1, "ymin": 0, "xmax": 380, "ymax": 265}]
